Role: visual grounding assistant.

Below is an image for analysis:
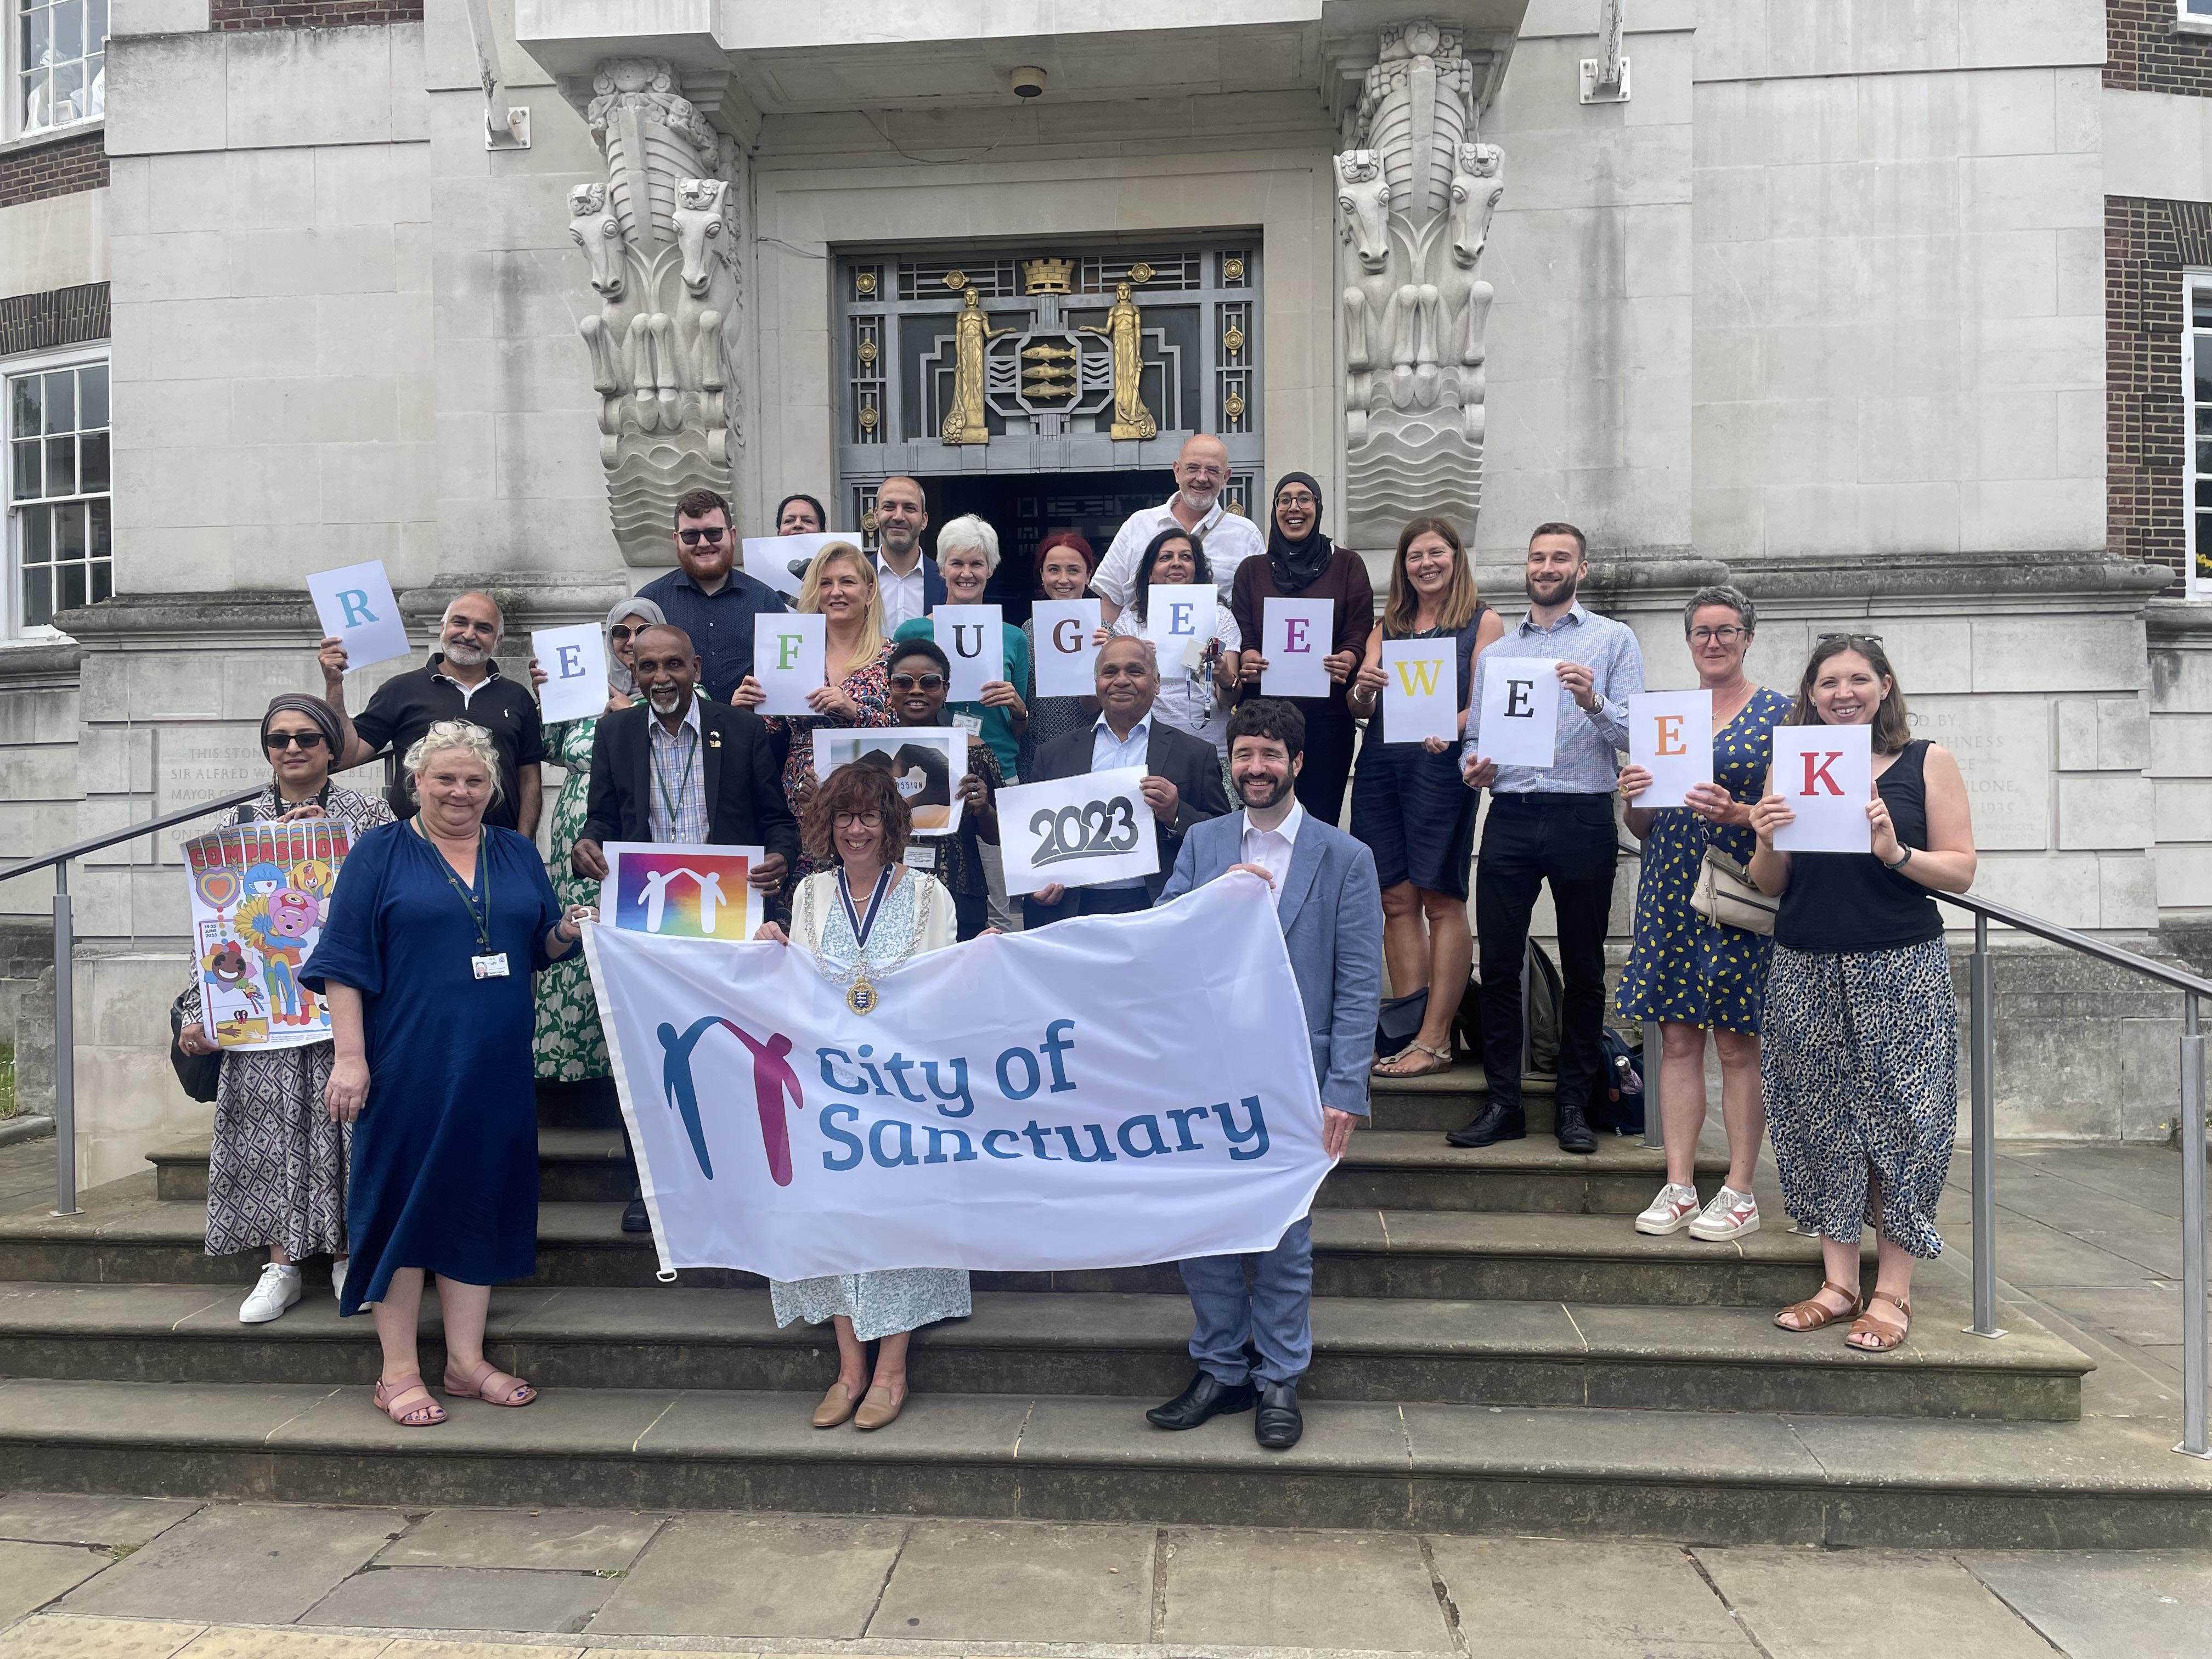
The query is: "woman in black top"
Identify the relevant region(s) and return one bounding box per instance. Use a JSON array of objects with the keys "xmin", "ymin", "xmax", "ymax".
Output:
[{"xmin": 1747, "ymin": 636, "xmax": 1978, "ymax": 1353}]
